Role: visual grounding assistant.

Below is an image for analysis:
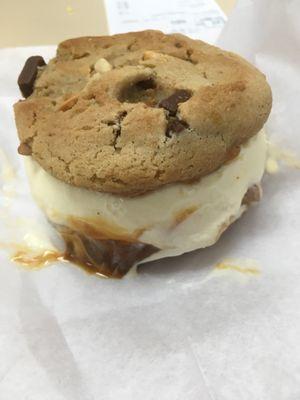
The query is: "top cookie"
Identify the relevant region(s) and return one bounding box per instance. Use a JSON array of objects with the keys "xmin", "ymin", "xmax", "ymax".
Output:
[{"xmin": 14, "ymin": 30, "xmax": 272, "ymax": 196}]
